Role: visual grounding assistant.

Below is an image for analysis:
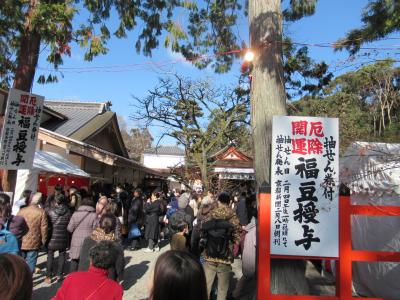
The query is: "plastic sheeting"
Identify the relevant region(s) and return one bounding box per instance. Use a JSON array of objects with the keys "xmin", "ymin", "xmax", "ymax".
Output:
[
  {"xmin": 14, "ymin": 151, "xmax": 89, "ymax": 203},
  {"xmin": 340, "ymin": 142, "xmax": 400, "ymax": 299},
  {"xmin": 340, "ymin": 142, "xmax": 400, "ymax": 196}
]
